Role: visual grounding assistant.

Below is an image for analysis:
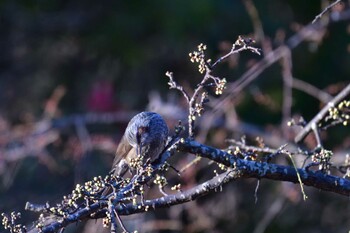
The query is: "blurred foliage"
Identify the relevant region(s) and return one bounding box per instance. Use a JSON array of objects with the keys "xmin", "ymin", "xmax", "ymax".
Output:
[{"xmin": 0, "ymin": 1, "xmax": 350, "ymax": 233}]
